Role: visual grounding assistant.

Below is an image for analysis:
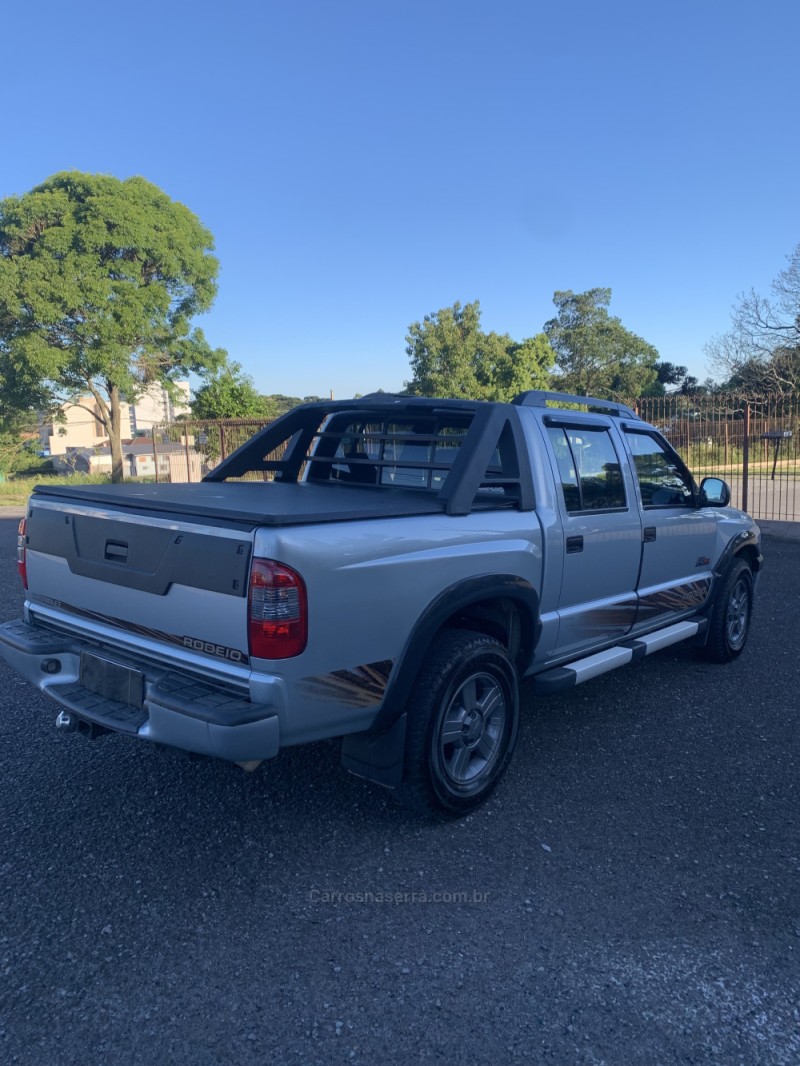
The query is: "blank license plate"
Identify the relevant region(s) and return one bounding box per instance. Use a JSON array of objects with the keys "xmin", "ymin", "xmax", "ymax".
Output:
[{"xmin": 80, "ymin": 653, "xmax": 144, "ymax": 708}]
